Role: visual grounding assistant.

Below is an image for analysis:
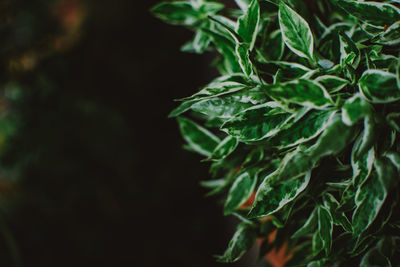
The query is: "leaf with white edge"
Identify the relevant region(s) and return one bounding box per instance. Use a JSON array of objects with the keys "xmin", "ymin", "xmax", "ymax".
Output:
[
  {"xmin": 180, "ymin": 74, "xmax": 250, "ymax": 101},
  {"xmin": 341, "ymin": 94, "xmax": 372, "ymax": 126},
  {"xmin": 375, "ymin": 157, "xmax": 398, "ymax": 191},
  {"xmin": 242, "ymin": 148, "xmax": 264, "ymax": 168},
  {"xmin": 271, "ymin": 110, "xmax": 336, "ymax": 149},
  {"xmin": 339, "ymin": 31, "xmax": 360, "ymax": 69},
  {"xmin": 373, "ymin": 21, "xmax": 400, "ymax": 46},
  {"xmin": 211, "ymin": 15, "xmax": 237, "ymax": 30},
  {"xmin": 387, "ymin": 113, "xmax": 400, "ymax": 132},
  {"xmin": 256, "ymin": 61, "xmax": 312, "ymax": 80},
  {"xmin": 265, "ymin": 79, "xmax": 334, "ymax": 109},
  {"xmin": 203, "ymin": 29, "xmax": 242, "ymax": 73},
  {"xmin": 259, "ymin": 29, "xmax": 284, "ymax": 62},
  {"xmin": 386, "ymin": 151, "xmax": 400, "ymax": 173},
  {"xmin": 191, "ymin": 87, "xmax": 268, "ymax": 119},
  {"xmin": 236, "ymin": 42, "xmax": 253, "ymax": 76},
  {"xmin": 270, "ymin": 148, "xmax": 315, "ymax": 184},
  {"xmin": 359, "ymin": 70, "xmax": 400, "ymax": 103},
  {"xmin": 209, "ymin": 136, "xmax": 238, "ymax": 161},
  {"xmin": 309, "ymin": 114, "xmax": 355, "ymax": 159},
  {"xmin": 315, "ymin": 75, "xmax": 349, "ymax": 93},
  {"xmin": 151, "ymin": 2, "xmax": 199, "ymax": 26},
  {"xmin": 224, "ymin": 171, "xmax": 257, "ymax": 215},
  {"xmin": 181, "ymin": 28, "xmax": 212, "ymax": 54},
  {"xmin": 236, "ymin": 0, "xmax": 260, "ymax": 49},
  {"xmin": 248, "ymin": 171, "xmax": 311, "ymax": 218},
  {"xmin": 312, "ymin": 230, "xmax": 323, "ymax": 256},
  {"xmin": 177, "ymin": 117, "xmax": 220, "ymax": 157},
  {"xmin": 317, "ymin": 206, "xmax": 333, "ymax": 255},
  {"xmin": 352, "ymin": 172, "xmax": 387, "ymax": 236},
  {"xmin": 221, "ymin": 103, "xmax": 291, "ymax": 142},
  {"xmin": 356, "ymin": 117, "xmax": 377, "ymax": 158},
  {"xmin": 198, "ymin": 1, "xmax": 224, "ymax": 14},
  {"xmin": 359, "ymin": 246, "xmax": 392, "ymax": 267},
  {"xmin": 191, "ymin": 95, "xmax": 251, "ymax": 119},
  {"xmin": 351, "ymin": 137, "xmax": 375, "ymax": 187},
  {"xmin": 234, "ymin": 0, "xmax": 251, "ymax": 11},
  {"xmin": 278, "ymin": 1, "xmax": 314, "ymax": 60},
  {"xmin": 182, "ymin": 83, "xmax": 246, "ymax": 101},
  {"xmin": 169, "ymin": 99, "xmax": 200, "ymax": 118},
  {"xmin": 323, "ymin": 193, "xmax": 352, "ymax": 232},
  {"xmin": 217, "ymin": 223, "xmax": 257, "ymax": 262},
  {"xmin": 336, "ymin": 0, "xmax": 400, "ymax": 27},
  {"xmin": 292, "ymin": 208, "xmax": 317, "ymax": 238}
]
